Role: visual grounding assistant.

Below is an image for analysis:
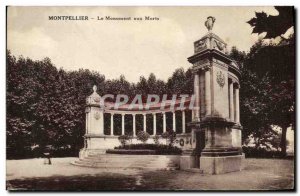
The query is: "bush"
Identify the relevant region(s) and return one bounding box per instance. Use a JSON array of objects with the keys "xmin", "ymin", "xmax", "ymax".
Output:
[
  {"xmin": 106, "ymin": 149, "xmax": 156, "ymax": 155},
  {"xmin": 6, "ymin": 145, "xmax": 78, "ymax": 160},
  {"xmin": 161, "ymin": 129, "xmax": 176, "ymax": 146},
  {"xmin": 161, "ymin": 132, "xmax": 169, "ymax": 144},
  {"xmin": 136, "ymin": 131, "xmax": 150, "ymax": 143},
  {"xmin": 118, "ymin": 135, "xmax": 131, "ymax": 147},
  {"xmin": 153, "ymin": 135, "xmax": 160, "ymax": 145},
  {"xmin": 242, "ymin": 146, "xmax": 282, "ymax": 158},
  {"xmin": 114, "ymin": 143, "xmax": 182, "ymax": 155}
]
